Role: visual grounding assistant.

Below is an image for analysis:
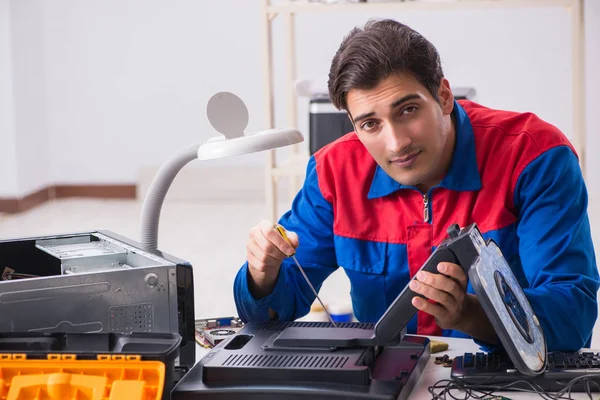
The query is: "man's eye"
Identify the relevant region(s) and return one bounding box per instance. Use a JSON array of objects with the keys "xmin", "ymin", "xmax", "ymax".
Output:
[
  {"xmin": 361, "ymin": 121, "xmax": 377, "ymax": 130},
  {"xmin": 403, "ymin": 106, "xmax": 417, "ymax": 115}
]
